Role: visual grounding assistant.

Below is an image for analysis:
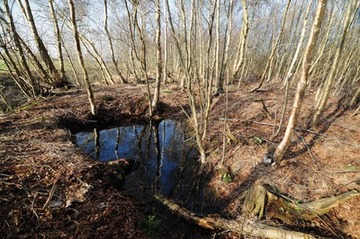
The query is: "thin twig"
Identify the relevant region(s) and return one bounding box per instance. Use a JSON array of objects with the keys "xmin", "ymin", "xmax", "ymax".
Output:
[{"xmin": 42, "ymin": 179, "xmax": 58, "ymax": 209}]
